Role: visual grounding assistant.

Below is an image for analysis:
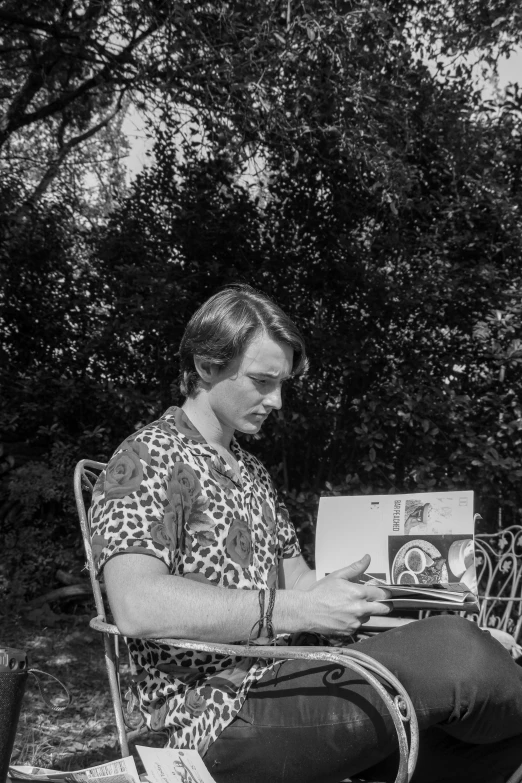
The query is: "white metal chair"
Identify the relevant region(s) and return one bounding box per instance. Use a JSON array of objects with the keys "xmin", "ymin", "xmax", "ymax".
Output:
[
  {"xmin": 414, "ymin": 529, "xmax": 522, "ymax": 660},
  {"xmin": 475, "ymin": 527, "xmax": 522, "ymax": 646},
  {"xmin": 74, "ymin": 459, "xmax": 419, "ymax": 783}
]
